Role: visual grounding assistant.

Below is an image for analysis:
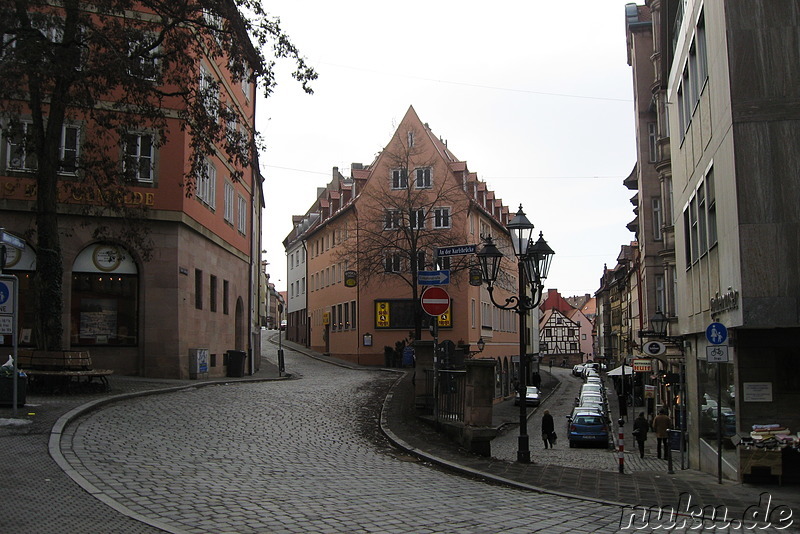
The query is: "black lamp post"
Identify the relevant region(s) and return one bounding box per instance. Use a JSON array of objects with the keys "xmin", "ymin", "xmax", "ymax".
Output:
[{"xmin": 476, "ymin": 205, "xmax": 554, "ymax": 463}]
